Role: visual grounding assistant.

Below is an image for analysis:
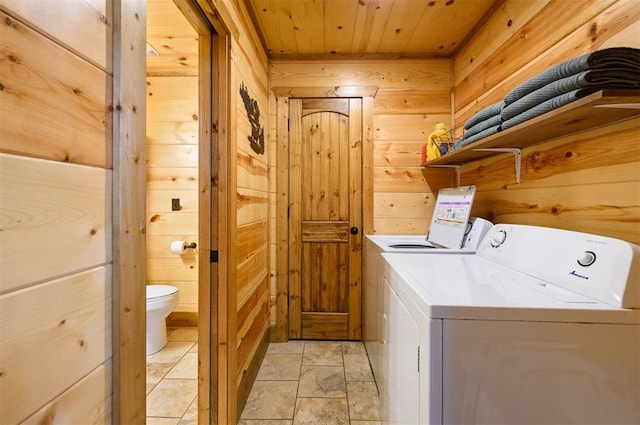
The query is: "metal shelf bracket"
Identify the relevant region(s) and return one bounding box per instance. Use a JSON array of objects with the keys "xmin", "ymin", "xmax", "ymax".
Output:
[
  {"xmin": 473, "ymin": 148, "xmax": 522, "ymax": 184},
  {"xmin": 427, "ymin": 164, "xmax": 461, "ymax": 187}
]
